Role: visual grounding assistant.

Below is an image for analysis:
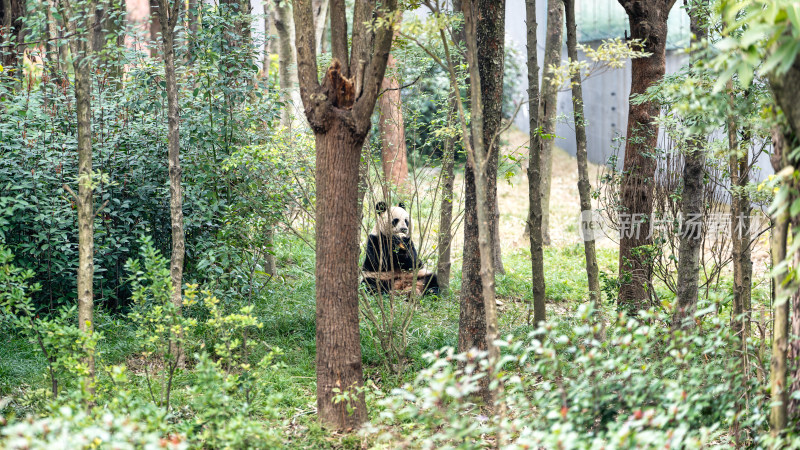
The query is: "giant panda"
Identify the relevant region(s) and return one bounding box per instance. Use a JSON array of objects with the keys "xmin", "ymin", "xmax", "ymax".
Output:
[{"xmin": 361, "ymin": 202, "xmax": 439, "ymax": 296}]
